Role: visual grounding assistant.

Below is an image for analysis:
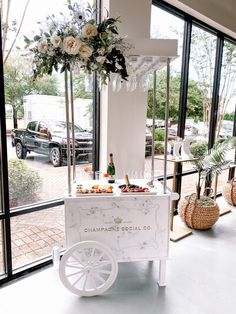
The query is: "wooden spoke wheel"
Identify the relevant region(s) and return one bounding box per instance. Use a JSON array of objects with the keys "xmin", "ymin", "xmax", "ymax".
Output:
[{"xmin": 59, "ymin": 241, "xmax": 118, "ymax": 297}]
